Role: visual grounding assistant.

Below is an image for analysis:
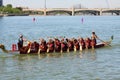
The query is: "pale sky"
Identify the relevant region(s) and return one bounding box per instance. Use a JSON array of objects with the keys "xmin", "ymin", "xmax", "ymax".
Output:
[{"xmin": 3, "ymin": 0, "xmax": 120, "ymax": 9}]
